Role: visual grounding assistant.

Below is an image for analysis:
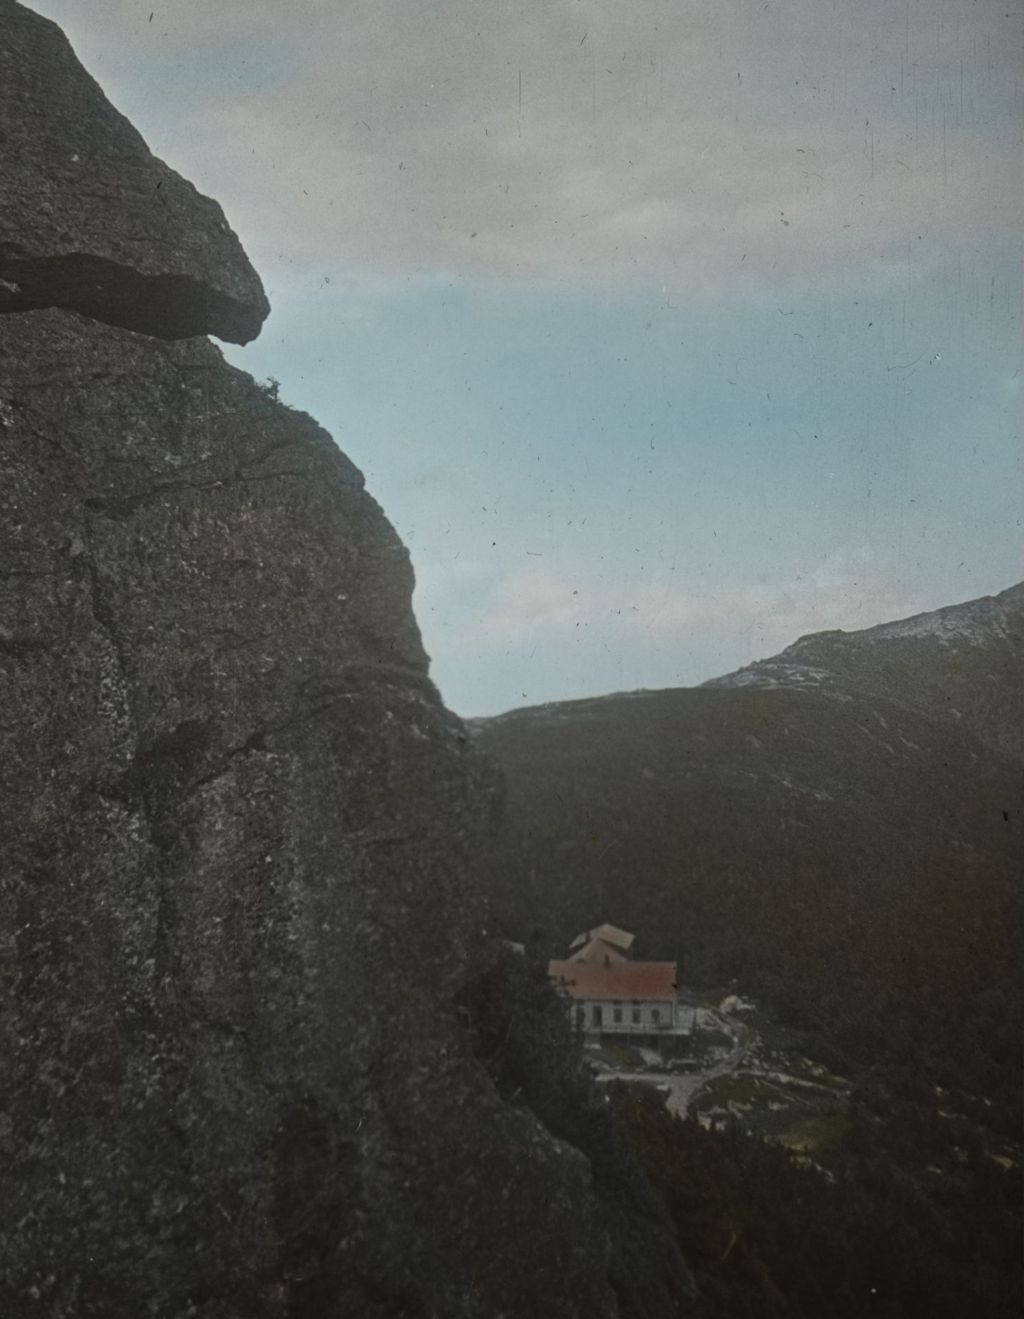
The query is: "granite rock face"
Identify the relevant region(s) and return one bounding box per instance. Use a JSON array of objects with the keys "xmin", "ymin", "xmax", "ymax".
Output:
[
  {"xmin": 0, "ymin": 7, "xmax": 634, "ymax": 1316},
  {"xmin": 0, "ymin": 0, "xmax": 269, "ymax": 343},
  {"xmin": 0, "ymin": 316, "xmax": 620, "ymax": 1318}
]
